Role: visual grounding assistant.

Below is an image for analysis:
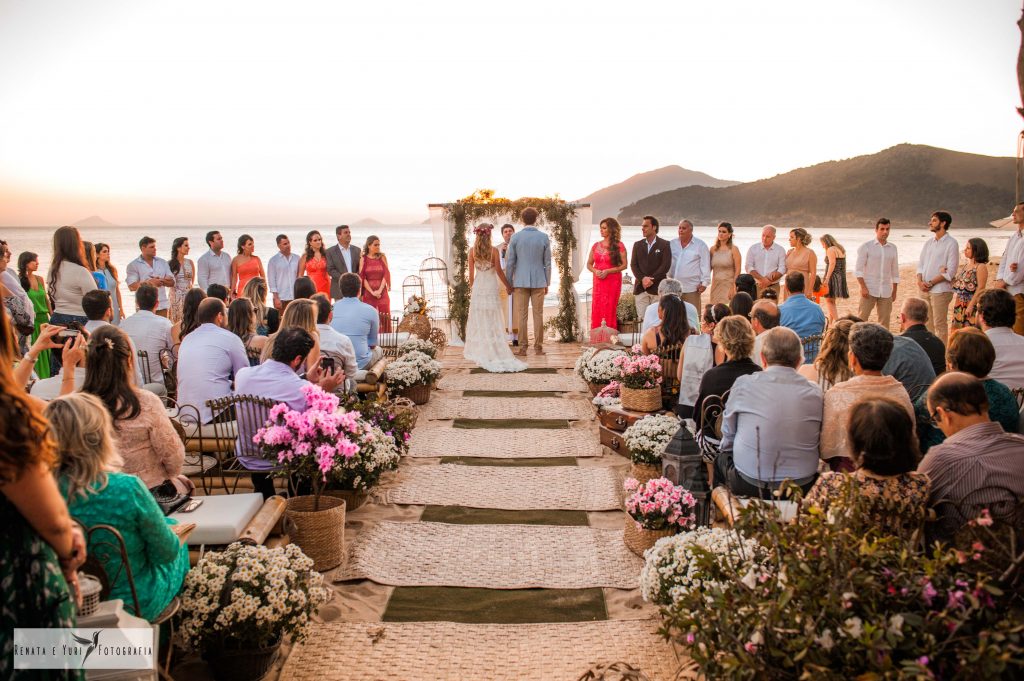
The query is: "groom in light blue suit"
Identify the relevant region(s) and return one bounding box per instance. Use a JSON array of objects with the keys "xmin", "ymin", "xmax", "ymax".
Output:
[{"xmin": 504, "ymin": 206, "xmax": 551, "ymax": 355}]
